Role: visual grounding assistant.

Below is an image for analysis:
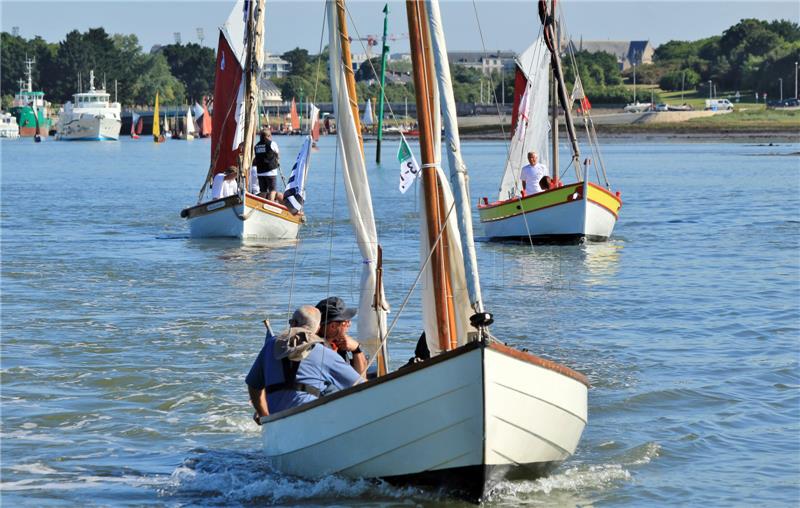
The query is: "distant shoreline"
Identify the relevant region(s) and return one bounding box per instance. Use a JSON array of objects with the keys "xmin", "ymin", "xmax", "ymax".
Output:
[{"xmin": 455, "ymin": 124, "xmax": 799, "ymax": 143}]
